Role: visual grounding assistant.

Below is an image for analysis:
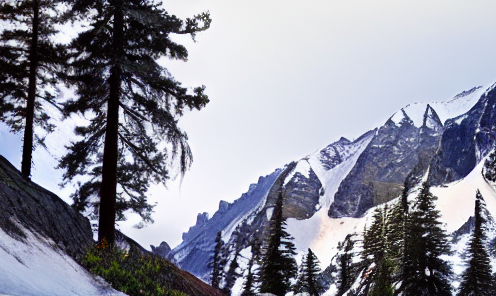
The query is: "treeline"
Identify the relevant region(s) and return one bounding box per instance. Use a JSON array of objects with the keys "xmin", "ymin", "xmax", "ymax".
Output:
[
  {"xmin": 210, "ymin": 178, "xmax": 496, "ymax": 296},
  {"xmin": 0, "ymin": 0, "xmax": 211, "ymax": 245}
]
